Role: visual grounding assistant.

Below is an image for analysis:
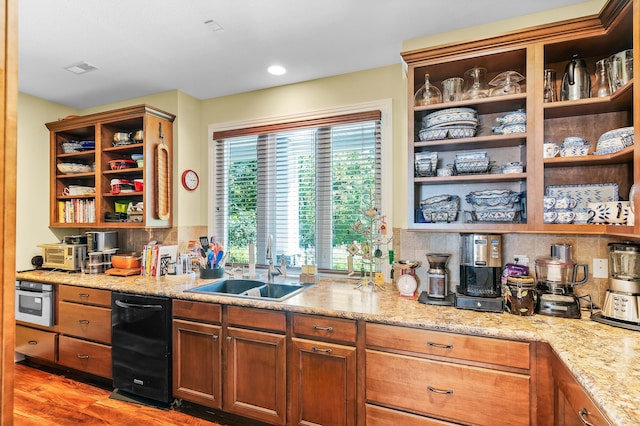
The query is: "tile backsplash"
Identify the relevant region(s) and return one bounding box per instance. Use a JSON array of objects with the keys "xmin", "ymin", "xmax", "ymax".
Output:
[{"xmin": 396, "ymin": 229, "xmax": 634, "ymax": 307}]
